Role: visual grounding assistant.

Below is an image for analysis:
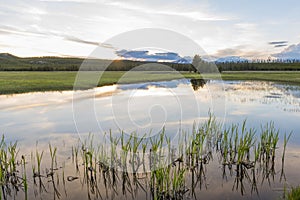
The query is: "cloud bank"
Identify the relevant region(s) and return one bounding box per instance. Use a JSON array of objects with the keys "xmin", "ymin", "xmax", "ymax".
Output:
[
  {"xmin": 272, "ymin": 44, "xmax": 300, "ymax": 60},
  {"xmin": 1, "ymin": 0, "xmax": 300, "ymax": 58}
]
